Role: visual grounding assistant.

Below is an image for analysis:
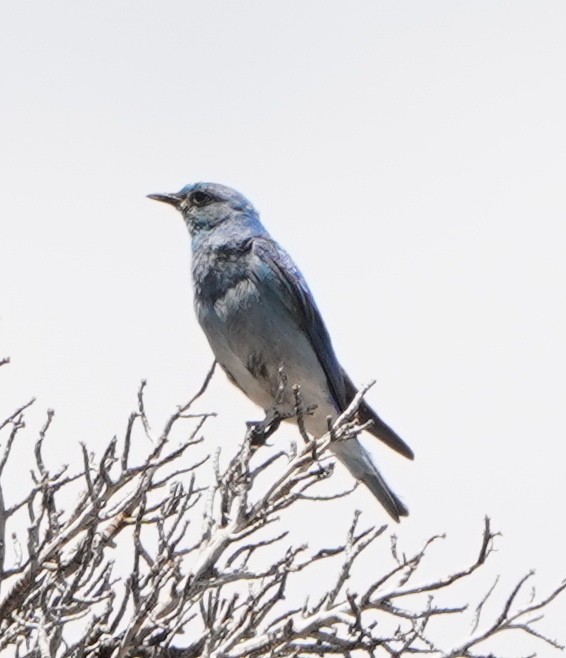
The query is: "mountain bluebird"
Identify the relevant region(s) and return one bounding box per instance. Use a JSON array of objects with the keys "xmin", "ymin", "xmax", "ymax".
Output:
[{"xmin": 149, "ymin": 182, "xmax": 413, "ymax": 521}]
